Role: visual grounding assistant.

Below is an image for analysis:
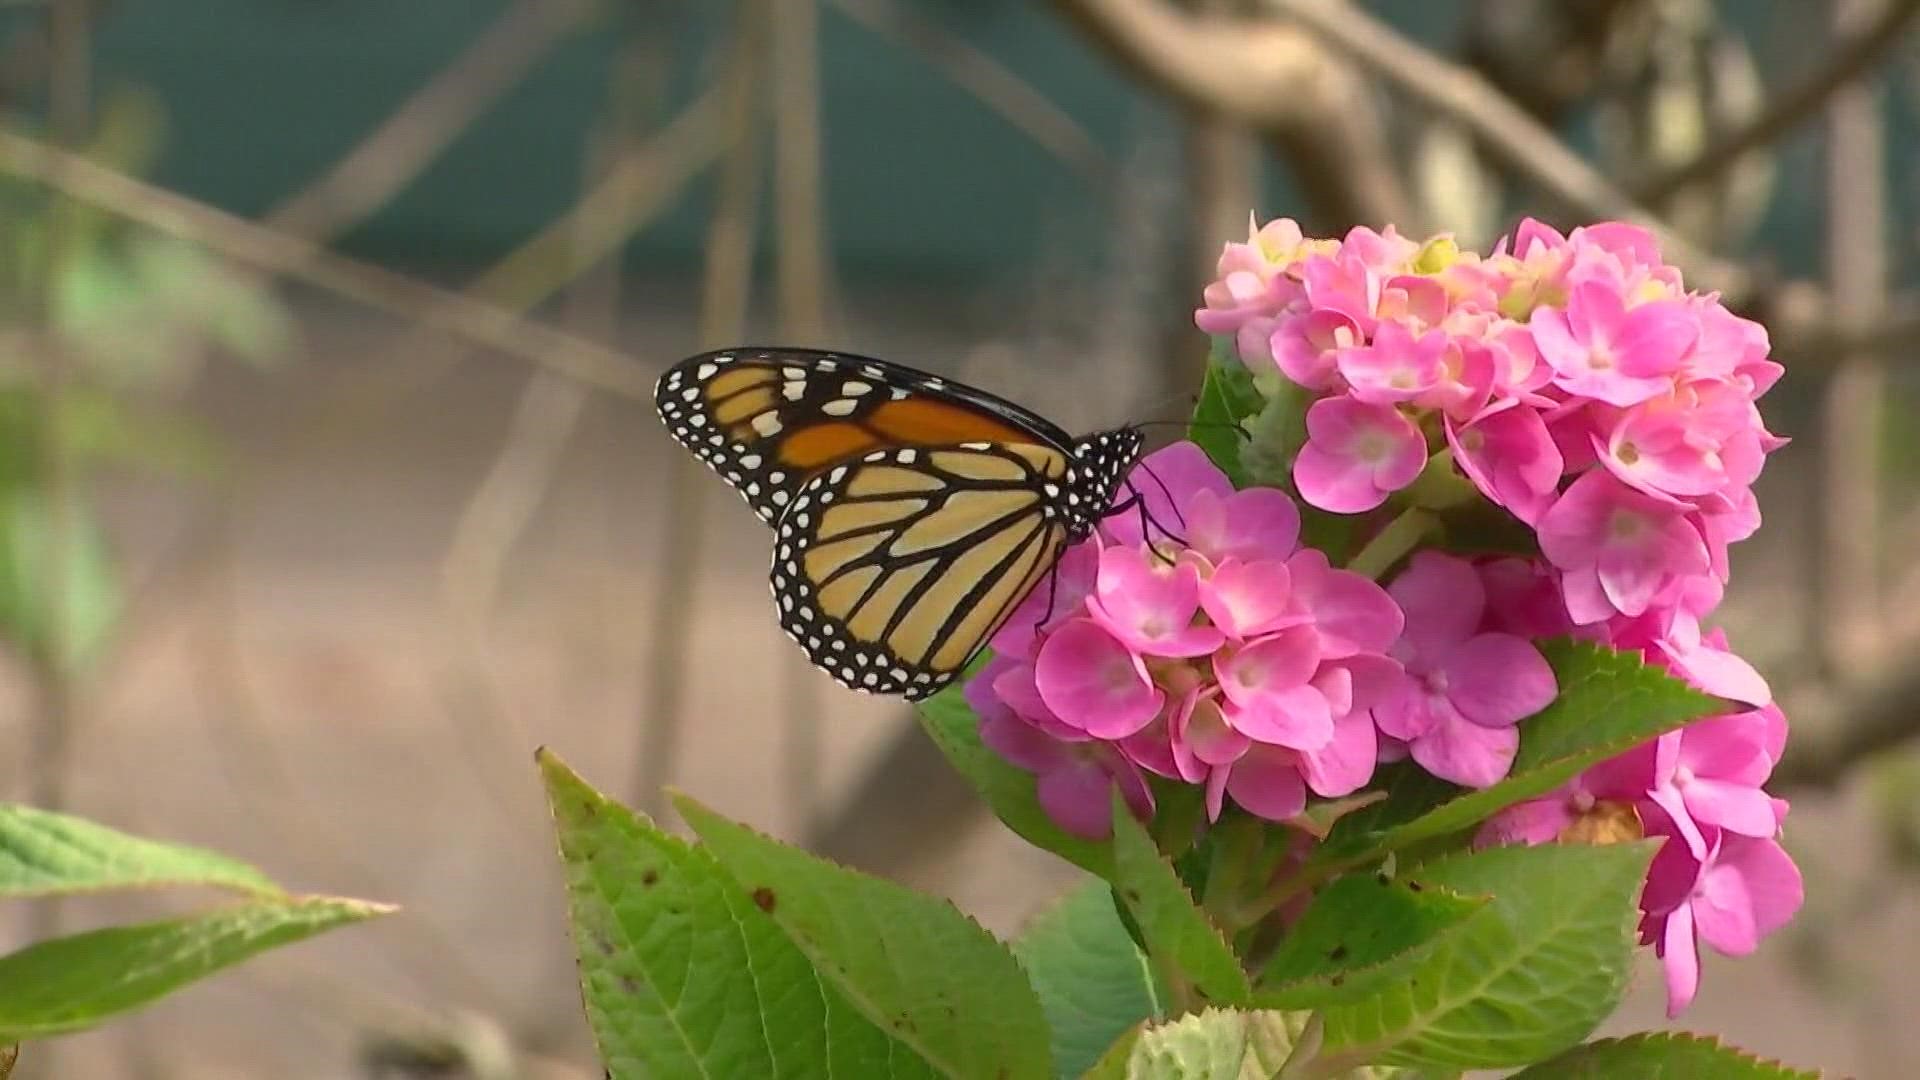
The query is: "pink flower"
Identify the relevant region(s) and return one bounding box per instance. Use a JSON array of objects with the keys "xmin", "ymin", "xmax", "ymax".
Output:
[
  {"xmin": 1086, "ymin": 547, "xmax": 1224, "ymax": 657},
  {"xmin": 1034, "ymin": 618, "xmax": 1165, "ymax": 739},
  {"xmin": 1337, "ymin": 321, "xmax": 1447, "ymax": 405},
  {"xmin": 1377, "ymin": 553, "xmax": 1557, "ymax": 787},
  {"xmin": 1215, "ymin": 627, "xmax": 1333, "ymax": 750},
  {"xmin": 1647, "ymin": 709, "xmax": 1784, "ymax": 844},
  {"xmin": 1293, "ymin": 397, "xmax": 1428, "ymax": 513},
  {"xmin": 1530, "ymin": 281, "xmax": 1698, "ymax": 406},
  {"xmin": 1271, "ymin": 309, "xmax": 1360, "ymax": 390},
  {"xmin": 1640, "ymin": 812, "xmax": 1804, "ymax": 1017},
  {"xmin": 1598, "ymin": 378, "xmax": 1767, "ymax": 501},
  {"xmin": 1537, "ymin": 470, "xmax": 1711, "ymax": 624},
  {"xmin": 1198, "ymin": 558, "xmax": 1303, "ymax": 640},
  {"xmin": 1284, "ymin": 549, "xmax": 1405, "ymax": 657},
  {"xmin": 1446, "ymin": 404, "xmax": 1565, "ymax": 525},
  {"xmin": 978, "ymin": 706, "xmax": 1154, "ymax": 840},
  {"xmin": 1477, "ymin": 556, "xmax": 1576, "ymax": 639}
]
